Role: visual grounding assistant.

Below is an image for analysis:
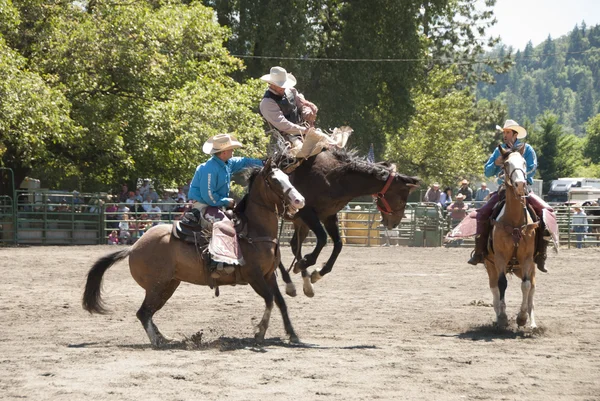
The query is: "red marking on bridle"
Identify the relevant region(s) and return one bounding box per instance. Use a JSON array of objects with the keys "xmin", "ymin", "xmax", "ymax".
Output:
[{"xmin": 373, "ymin": 171, "xmax": 396, "ymax": 215}]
